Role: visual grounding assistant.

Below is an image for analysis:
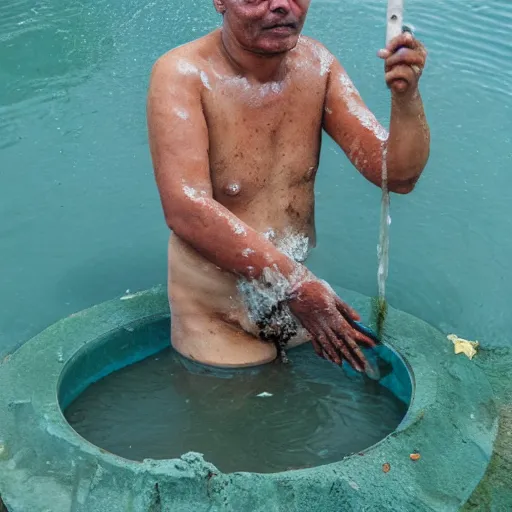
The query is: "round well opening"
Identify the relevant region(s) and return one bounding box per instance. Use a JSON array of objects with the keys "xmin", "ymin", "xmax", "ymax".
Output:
[{"xmin": 58, "ymin": 315, "xmax": 413, "ymax": 474}]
